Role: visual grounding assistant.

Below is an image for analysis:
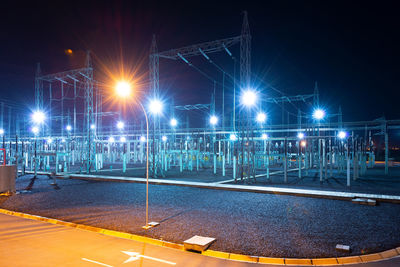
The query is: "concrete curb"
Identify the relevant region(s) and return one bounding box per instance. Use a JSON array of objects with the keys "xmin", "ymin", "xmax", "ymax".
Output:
[{"xmin": 1, "ymin": 208, "xmax": 399, "ymax": 266}]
